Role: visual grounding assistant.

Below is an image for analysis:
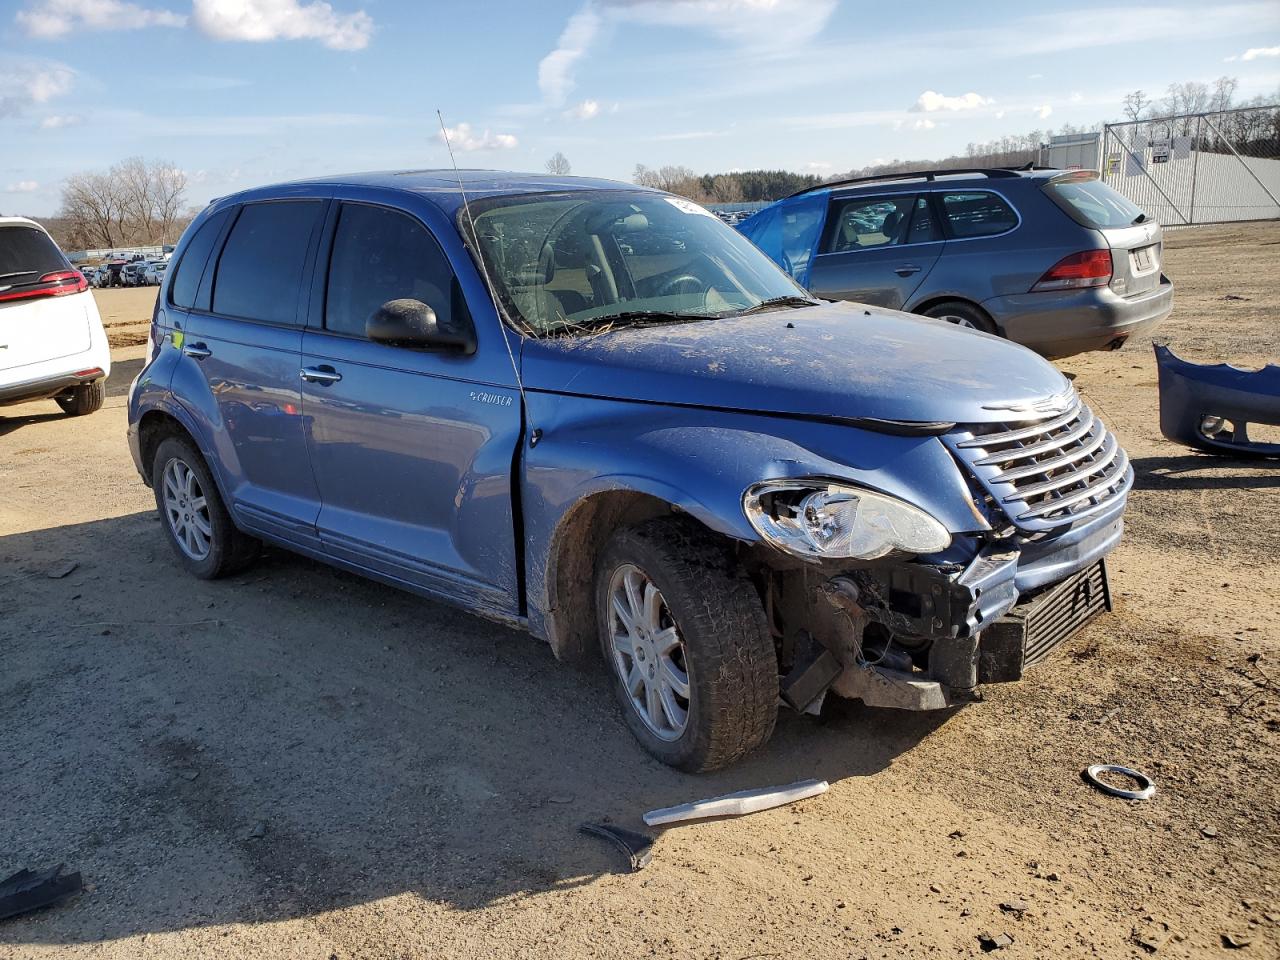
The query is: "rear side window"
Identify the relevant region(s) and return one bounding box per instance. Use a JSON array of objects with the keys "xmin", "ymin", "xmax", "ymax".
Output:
[
  {"xmin": 1044, "ymin": 177, "xmax": 1145, "ymax": 228},
  {"xmin": 823, "ymin": 195, "xmax": 916, "ymax": 252},
  {"xmin": 0, "ymin": 225, "xmax": 68, "ymax": 278},
  {"xmin": 939, "ymin": 192, "xmax": 1018, "ymax": 238},
  {"xmin": 324, "ymin": 203, "xmax": 456, "ymax": 338},
  {"xmin": 212, "ymin": 201, "xmax": 323, "ymax": 324}
]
